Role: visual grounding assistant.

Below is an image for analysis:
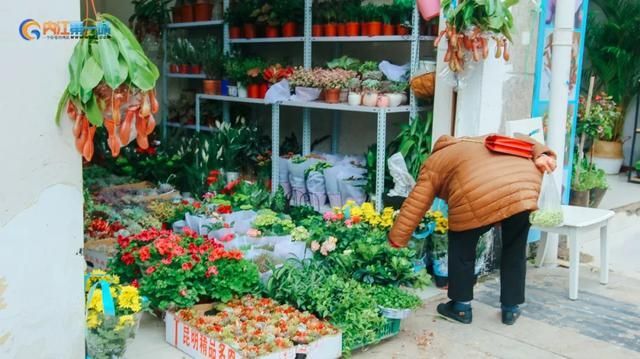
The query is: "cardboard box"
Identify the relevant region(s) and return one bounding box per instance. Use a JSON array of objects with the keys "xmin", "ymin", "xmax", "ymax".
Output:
[{"xmin": 165, "ymin": 309, "xmax": 297, "ymax": 359}]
